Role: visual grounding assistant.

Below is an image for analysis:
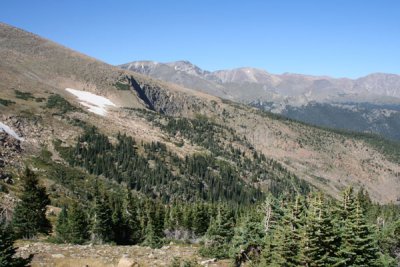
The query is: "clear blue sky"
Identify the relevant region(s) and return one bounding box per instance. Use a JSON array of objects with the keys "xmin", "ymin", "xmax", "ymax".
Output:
[{"xmin": 2, "ymin": 0, "xmax": 399, "ymax": 78}]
